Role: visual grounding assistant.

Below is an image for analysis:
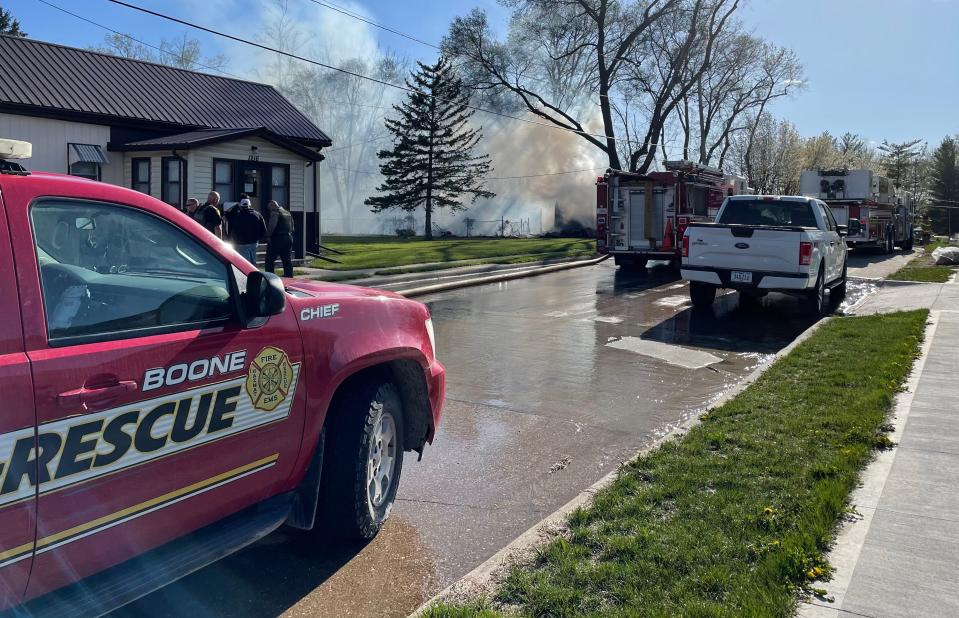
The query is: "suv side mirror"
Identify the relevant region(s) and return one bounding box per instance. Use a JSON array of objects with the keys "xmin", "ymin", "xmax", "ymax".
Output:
[
  {"xmin": 836, "ymin": 224, "xmax": 848, "ymax": 237},
  {"xmin": 847, "ymin": 218, "xmax": 862, "ymax": 236},
  {"xmin": 244, "ymin": 271, "xmax": 285, "ymax": 323}
]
